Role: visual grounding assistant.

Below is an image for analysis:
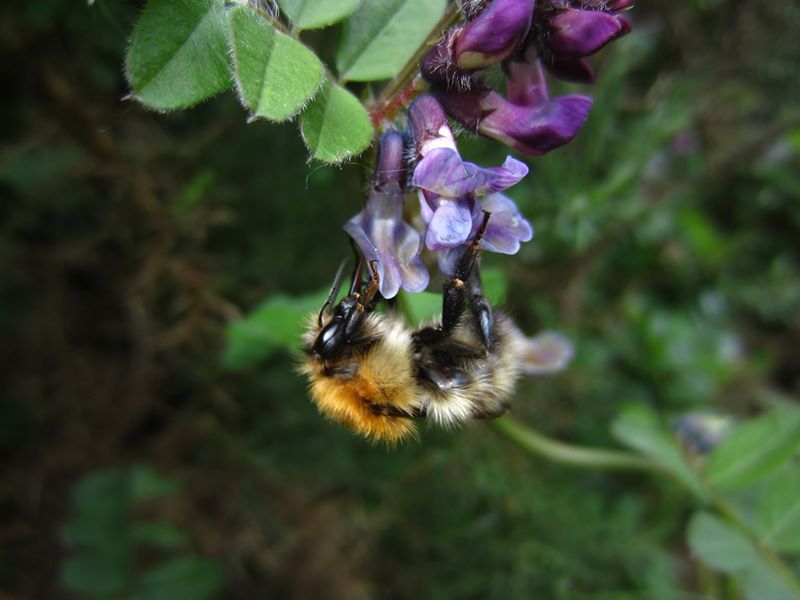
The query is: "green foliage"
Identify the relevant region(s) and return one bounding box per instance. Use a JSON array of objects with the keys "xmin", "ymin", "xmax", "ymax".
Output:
[
  {"xmin": 223, "ymin": 288, "xmax": 329, "ymax": 369},
  {"xmin": 277, "ymin": 0, "xmax": 361, "ymax": 30},
  {"xmin": 299, "ymin": 80, "xmax": 373, "ymax": 163},
  {"xmin": 60, "ymin": 467, "xmax": 223, "ymax": 599},
  {"xmin": 336, "ymin": 0, "xmax": 447, "ymax": 81},
  {"xmin": 611, "ymin": 405, "xmax": 706, "ymax": 499},
  {"xmin": 125, "ymin": 0, "xmax": 231, "ymax": 110},
  {"xmin": 688, "ymin": 513, "xmax": 800, "ymax": 600},
  {"xmin": 756, "ymin": 469, "xmax": 800, "ymax": 554},
  {"xmin": 229, "ymin": 6, "xmax": 323, "ymax": 121},
  {"xmin": 705, "ymin": 406, "xmax": 800, "ymax": 490}
]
